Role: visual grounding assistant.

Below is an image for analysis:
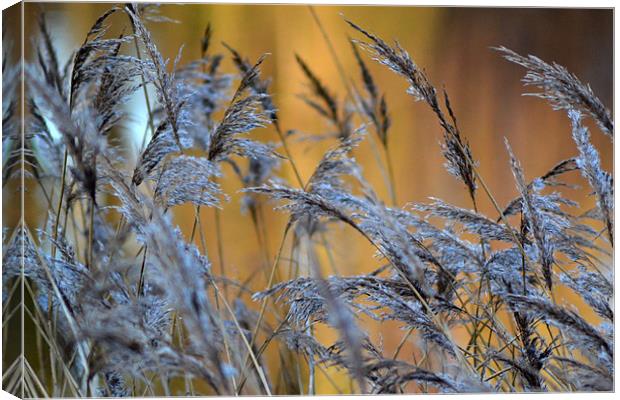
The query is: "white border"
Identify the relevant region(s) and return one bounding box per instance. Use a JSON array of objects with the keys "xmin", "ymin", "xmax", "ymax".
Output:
[{"xmin": 0, "ymin": 1, "xmax": 616, "ymax": 399}]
